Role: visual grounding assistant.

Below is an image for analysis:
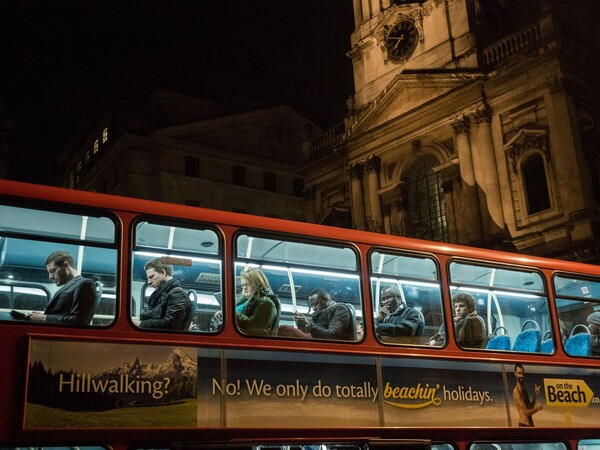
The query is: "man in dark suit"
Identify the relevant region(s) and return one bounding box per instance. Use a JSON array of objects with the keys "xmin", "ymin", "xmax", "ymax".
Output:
[{"xmin": 28, "ymin": 250, "xmax": 96, "ymax": 325}]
